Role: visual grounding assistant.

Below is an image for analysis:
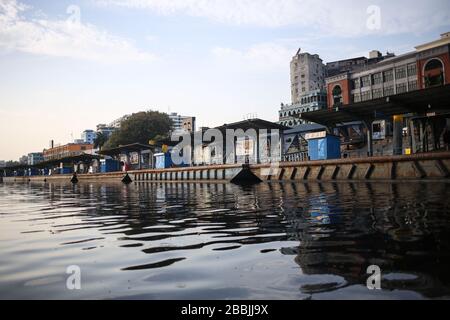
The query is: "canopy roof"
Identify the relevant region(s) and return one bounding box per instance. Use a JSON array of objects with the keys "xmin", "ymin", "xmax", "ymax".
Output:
[
  {"xmin": 299, "ymin": 84, "xmax": 450, "ymax": 127},
  {"xmin": 216, "ymin": 118, "xmax": 288, "ymax": 131},
  {"xmin": 99, "ymin": 143, "xmax": 155, "ymax": 156},
  {"xmin": 2, "ymin": 154, "xmax": 101, "ymax": 171}
]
